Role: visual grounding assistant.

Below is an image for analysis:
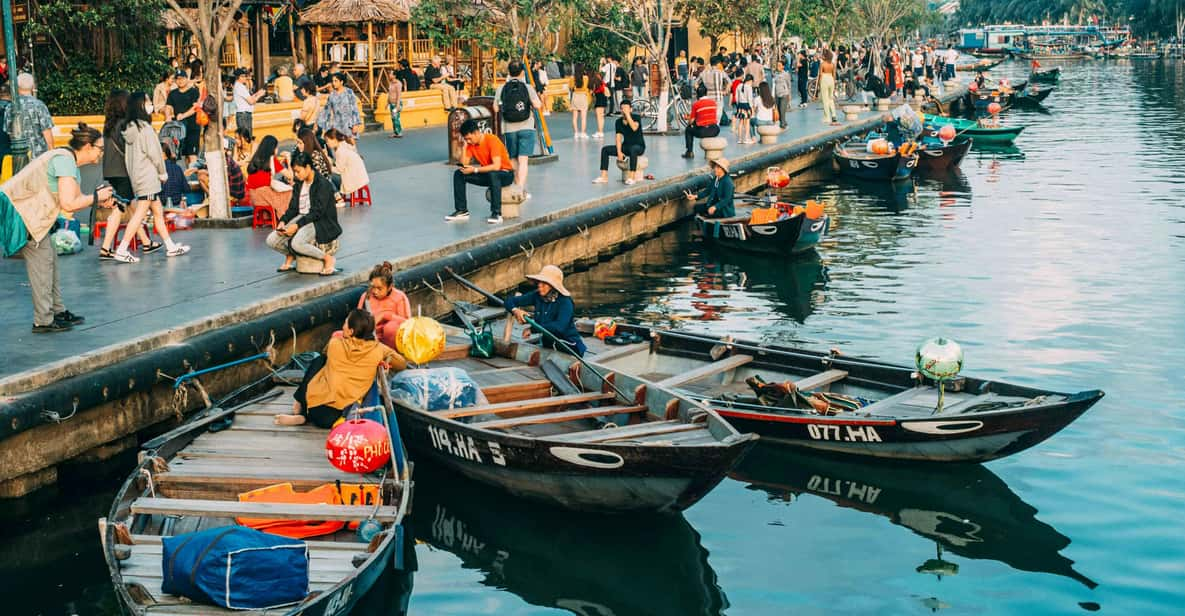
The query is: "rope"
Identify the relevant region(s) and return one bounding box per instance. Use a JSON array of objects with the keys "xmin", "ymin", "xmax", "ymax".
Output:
[{"xmin": 139, "ymin": 468, "xmax": 156, "ymax": 498}]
